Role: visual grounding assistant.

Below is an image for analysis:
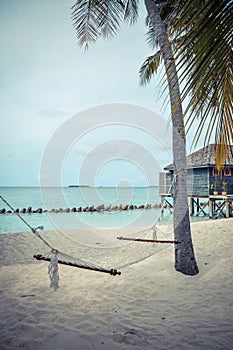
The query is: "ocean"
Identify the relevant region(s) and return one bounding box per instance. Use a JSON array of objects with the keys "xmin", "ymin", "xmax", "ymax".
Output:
[{"xmin": 0, "ymin": 186, "xmax": 167, "ymax": 234}]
